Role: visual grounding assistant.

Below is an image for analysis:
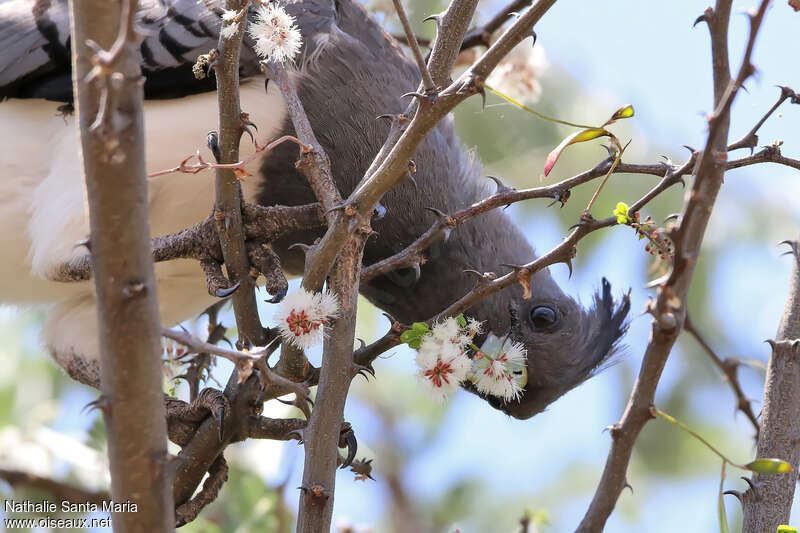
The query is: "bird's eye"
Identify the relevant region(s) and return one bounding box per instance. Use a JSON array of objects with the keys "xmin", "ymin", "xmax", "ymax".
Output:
[{"xmin": 529, "ymin": 305, "xmax": 558, "ymax": 330}]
